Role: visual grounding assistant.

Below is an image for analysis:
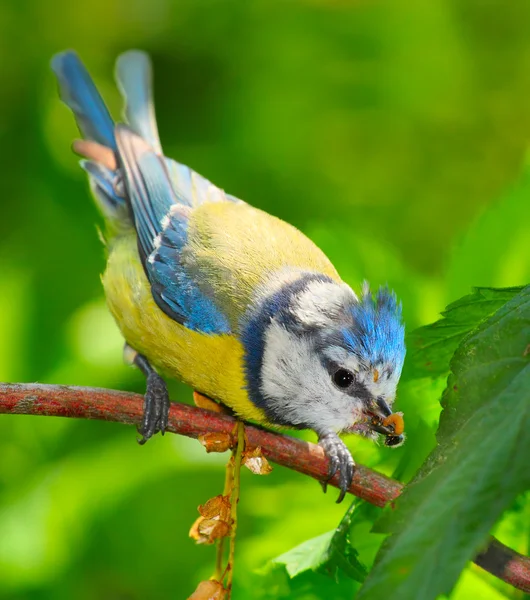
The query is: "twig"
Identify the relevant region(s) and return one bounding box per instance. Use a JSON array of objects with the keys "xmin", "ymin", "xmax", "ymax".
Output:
[
  {"xmin": 214, "ymin": 463, "xmax": 232, "ymax": 582},
  {"xmin": 0, "ymin": 382, "xmax": 528, "ymax": 593},
  {"xmin": 225, "ymin": 421, "xmax": 245, "ymax": 596}
]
